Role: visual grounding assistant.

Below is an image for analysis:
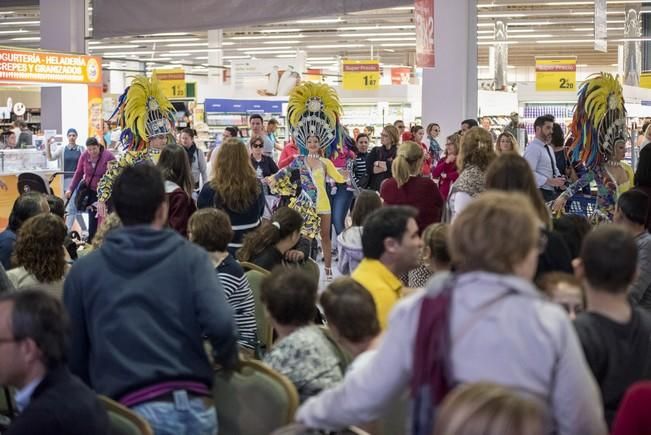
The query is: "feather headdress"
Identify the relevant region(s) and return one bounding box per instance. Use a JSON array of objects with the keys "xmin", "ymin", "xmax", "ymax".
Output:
[
  {"xmin": 569, "ymin": 73, "xmax": 627, "ymax": 169},
  {"xmin": 287, "ymin": 82, "xmax": 343, "ymax": 158},
  {"xmin": 109, "ymin": 76, "xmax": 175, "ymax": 151}
]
